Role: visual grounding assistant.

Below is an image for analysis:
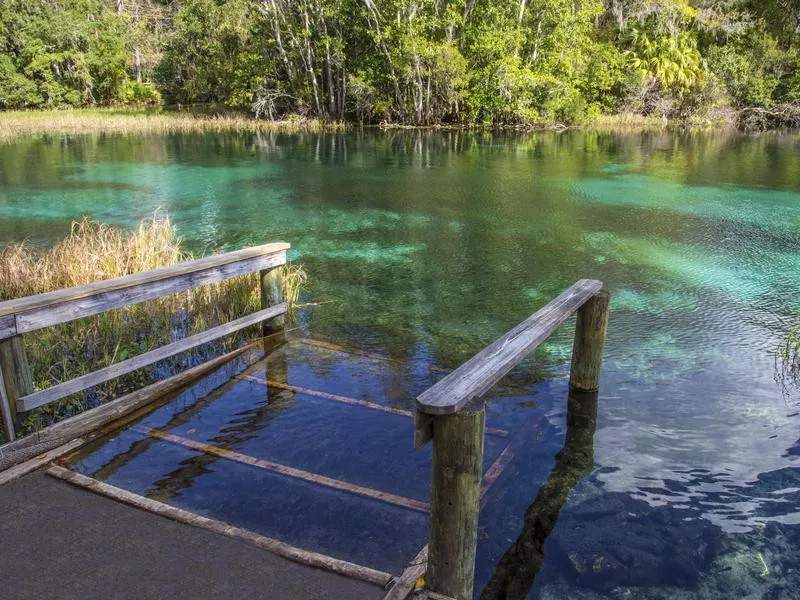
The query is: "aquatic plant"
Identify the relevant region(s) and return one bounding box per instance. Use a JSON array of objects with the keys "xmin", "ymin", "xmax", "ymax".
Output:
[
  {"xmin": 774, "ymin": 324, "xmax": 800, "ymax": 403},
  {"xmin": 0, "ymin": 214, "xmax": 305, "ymax": 435},
  {"xmin": 0, "ymin": 109, "xmax": 348, "ymax": 142}
]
